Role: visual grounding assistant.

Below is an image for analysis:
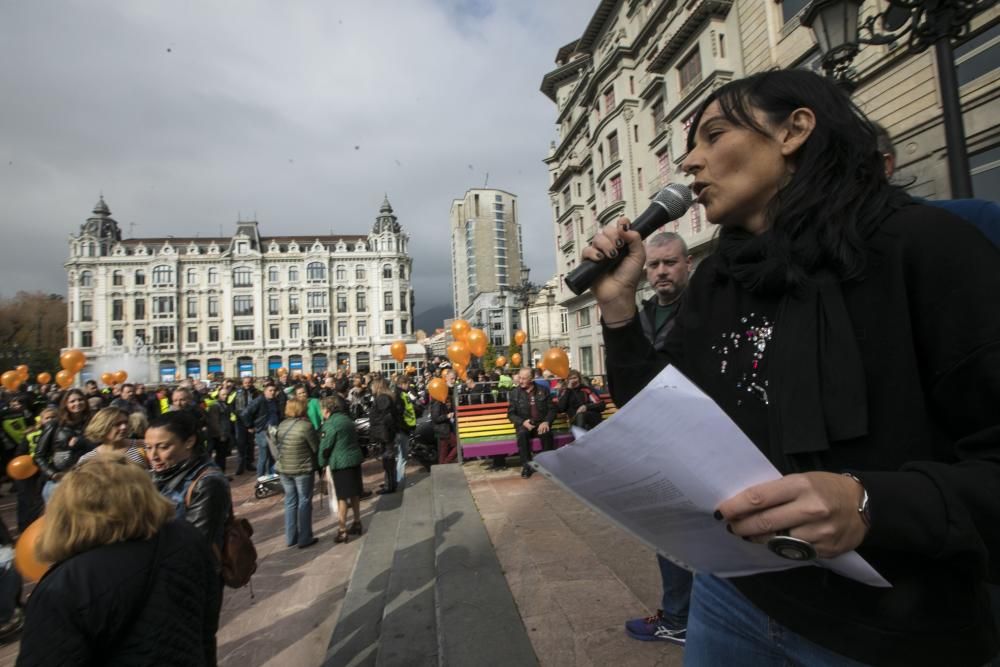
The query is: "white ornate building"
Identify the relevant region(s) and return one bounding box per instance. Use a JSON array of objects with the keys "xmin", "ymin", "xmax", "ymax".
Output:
[{"xmin": 65, "ymin": 196, "xmax": 418, "ymax": 383}]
